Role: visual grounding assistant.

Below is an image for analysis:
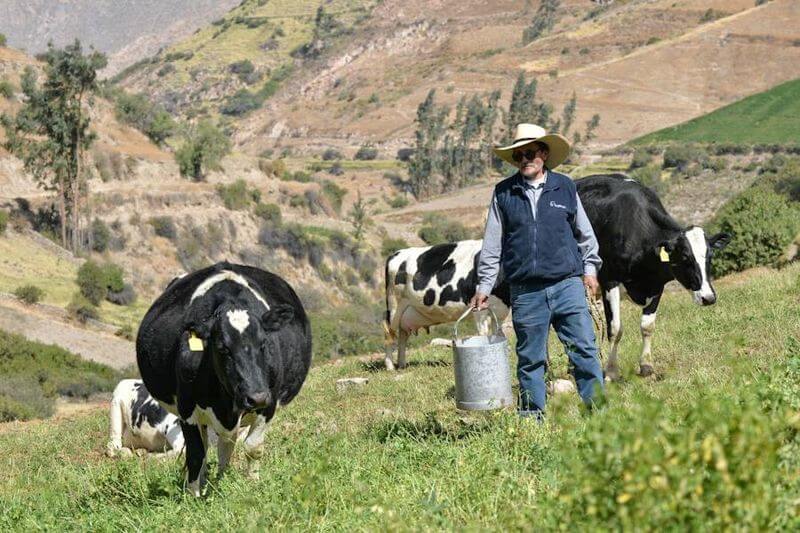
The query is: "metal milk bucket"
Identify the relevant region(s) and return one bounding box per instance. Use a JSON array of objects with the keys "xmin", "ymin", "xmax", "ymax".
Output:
[{"xmin": 452, "ymin": 307, "xmax": 513, "ymax": 411}]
